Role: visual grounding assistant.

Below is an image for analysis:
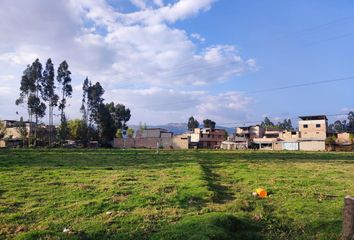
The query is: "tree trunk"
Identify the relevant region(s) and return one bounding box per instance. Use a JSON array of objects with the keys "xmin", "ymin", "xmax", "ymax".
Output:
[
  {"xmin": 34, "ymin": 114, "xmax": 38, "ymax": 147},
  {"xmin": 28, "ymin": 108, "xmax": 32, "ymax": 148},
  {"xmin": 342, "ymin": 196, "xmax": 354, "ymax": 240}
]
